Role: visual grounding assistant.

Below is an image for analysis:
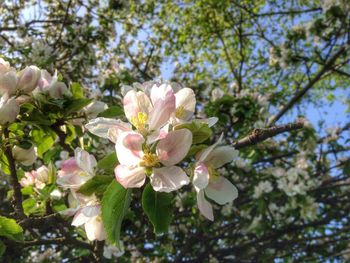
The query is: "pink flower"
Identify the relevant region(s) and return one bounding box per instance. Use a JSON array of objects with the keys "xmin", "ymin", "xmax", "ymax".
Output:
[
  {"xmin": 20, "ymin": 165, "xmax": 49, "ymax": 189},
  {"xmin": 192, "ymin": 135, "xmax": 239, "ymax": 221},
  {"xmin": 85, "ymin": 83, "xmax": 176, "ymax": 144},
  {"xmin": 17, "ymin": 65, "xmax": 41, "ymax": 93},
  {"xmin": 114, "ymin": 129, "xmax": 192, "ymax": 192},
  {"xmin": 36, "ymin": 70, "xmax": 69, "ymax": 98},
  {"xmin": 57, "ymin": 148, "xmax": 97, "ymax": 190}
]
